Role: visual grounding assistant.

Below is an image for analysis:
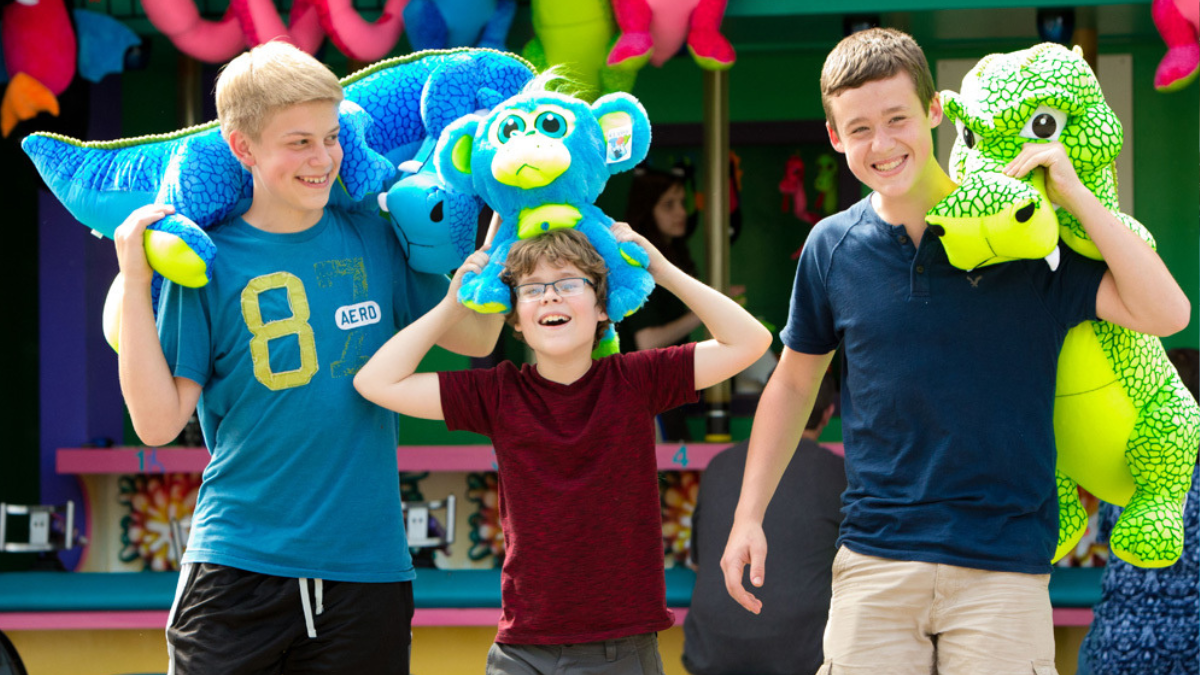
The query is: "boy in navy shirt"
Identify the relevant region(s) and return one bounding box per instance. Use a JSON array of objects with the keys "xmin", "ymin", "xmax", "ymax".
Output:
[{"xmin": 720, "ymin": 28, "xmax": 1190, "ymax": 674}]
